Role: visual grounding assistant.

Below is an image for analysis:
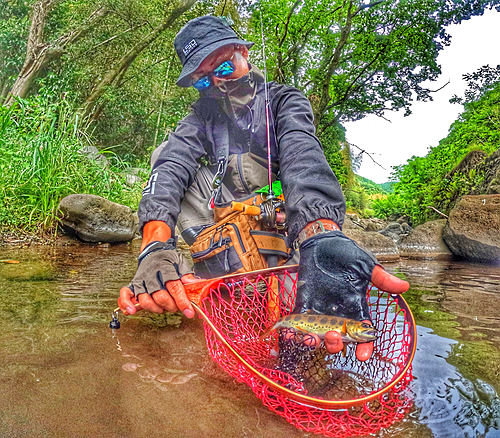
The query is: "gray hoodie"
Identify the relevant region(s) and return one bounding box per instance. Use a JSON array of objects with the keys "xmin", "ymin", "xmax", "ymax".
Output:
[{"xmin": 139, "ymin": 66, "xmax": 346, "ymax": 246}]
